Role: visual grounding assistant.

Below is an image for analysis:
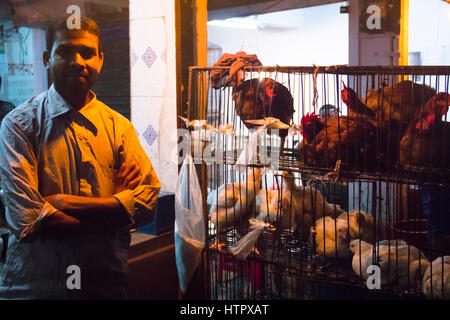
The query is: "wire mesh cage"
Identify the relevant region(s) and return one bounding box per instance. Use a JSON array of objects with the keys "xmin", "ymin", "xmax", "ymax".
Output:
[{"xmin": 183, "ymin": 65, "xmax": 450, "ymax": 300}]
